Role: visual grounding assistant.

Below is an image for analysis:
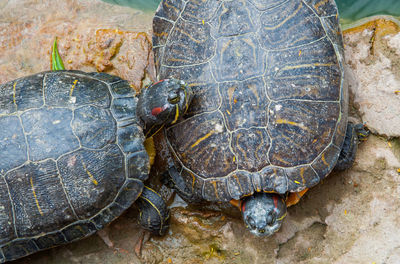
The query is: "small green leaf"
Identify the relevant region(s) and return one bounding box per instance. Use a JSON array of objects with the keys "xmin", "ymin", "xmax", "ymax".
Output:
[{"xmin": 51, "ymin": 37, "xmax": 65, "ymax": 71}]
